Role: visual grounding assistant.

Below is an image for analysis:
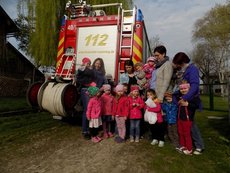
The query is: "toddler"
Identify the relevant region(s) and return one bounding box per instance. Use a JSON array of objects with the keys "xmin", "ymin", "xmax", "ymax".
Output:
[
  {"xmin": 145, "ymin": 89, "xmax": 164, "ymax": 147},
  {"xmin": 161, "ymin": 92, "xmax": 180, "ymax": 150},
  {"xmin": 86, "ymin": 86, "xmax": 103, "ymax": 143},
  {"xmin": 128, "ymin": 85, "xmax": 144, "ymax": 142},
  {"xmin": 176, "ymin": 81, "xmax": 201, "ymax": 155},
  {"xmin": 101, "ymin": 84, "xmax": 114, "ymax": 139},
  {"xmin": 143, "ymin": 56, "xmax": 156, "ymax": 89},
  {"xmin": 112, "ymin": 84, "xmax": 129, "ymax": 143},
  {"xmin": 134, "ymin": 62, "xmax": 147, "ymax": 90}
]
